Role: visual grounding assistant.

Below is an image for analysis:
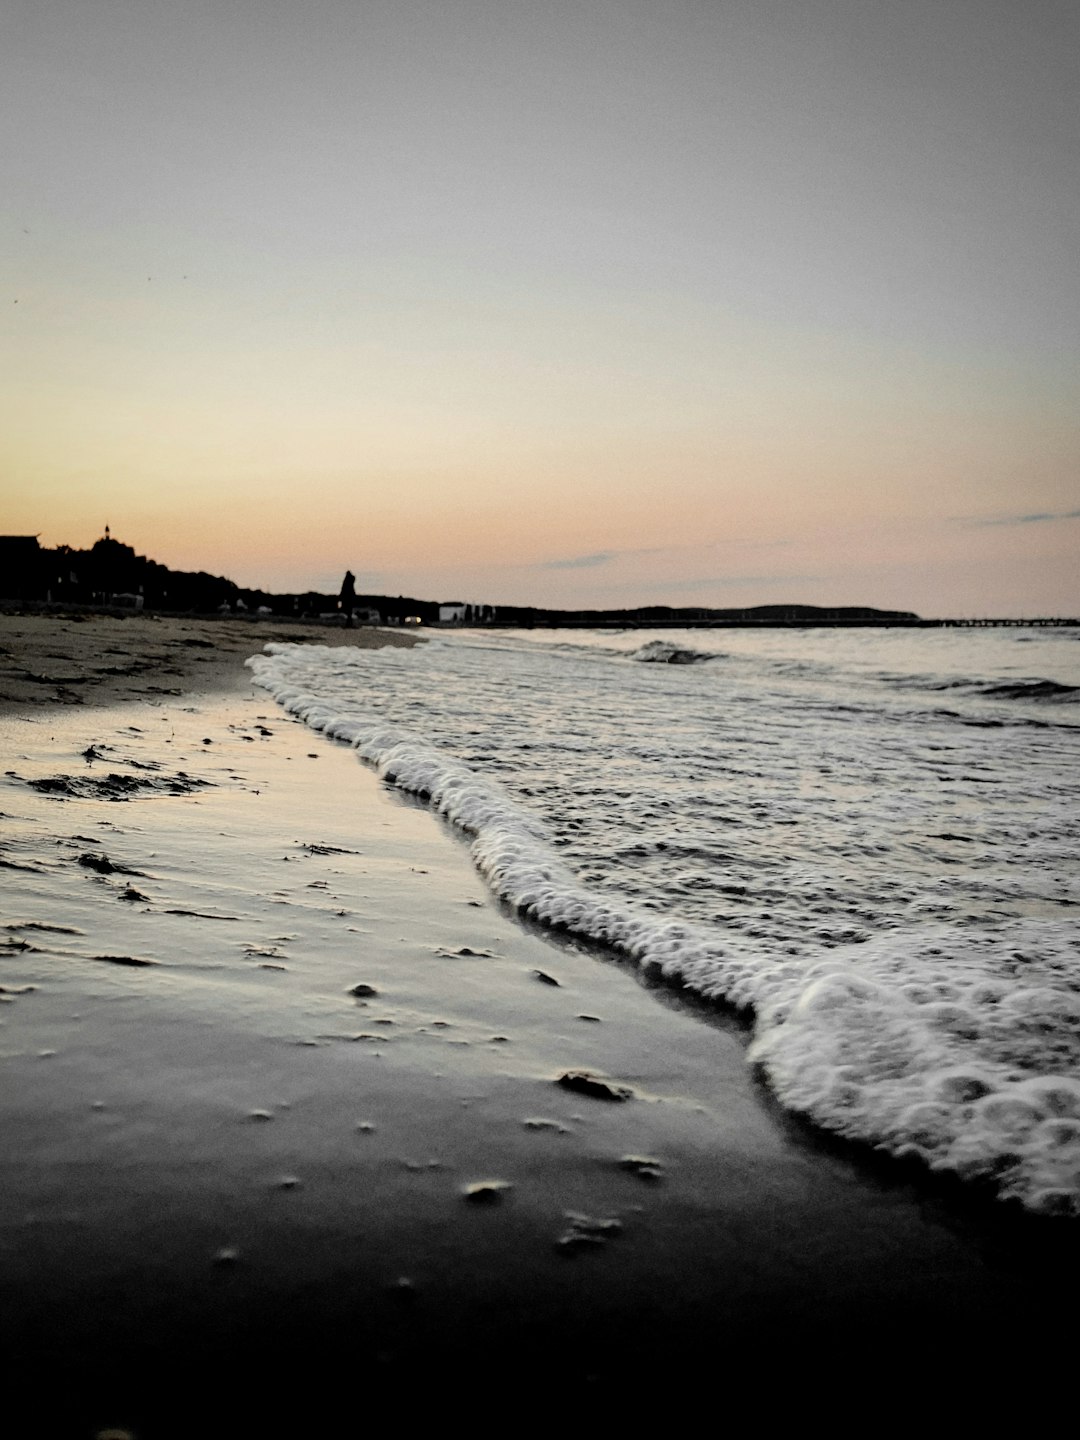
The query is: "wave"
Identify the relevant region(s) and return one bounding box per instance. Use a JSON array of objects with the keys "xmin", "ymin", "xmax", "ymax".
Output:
[
  {"xmin": 630, "ymin": 640, "xmax": 718, "ymax": 665},
  {"xmin": 248, "ymin": 644, "xmax": 1080, "ymax": 1217},
  {"xmin": 976, "ymin": 679, "xmax": 1079, "ymax": 702},
  {"xmin": 881, "ymin": 673, "xmax": 1079, "ymax": 702}
]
